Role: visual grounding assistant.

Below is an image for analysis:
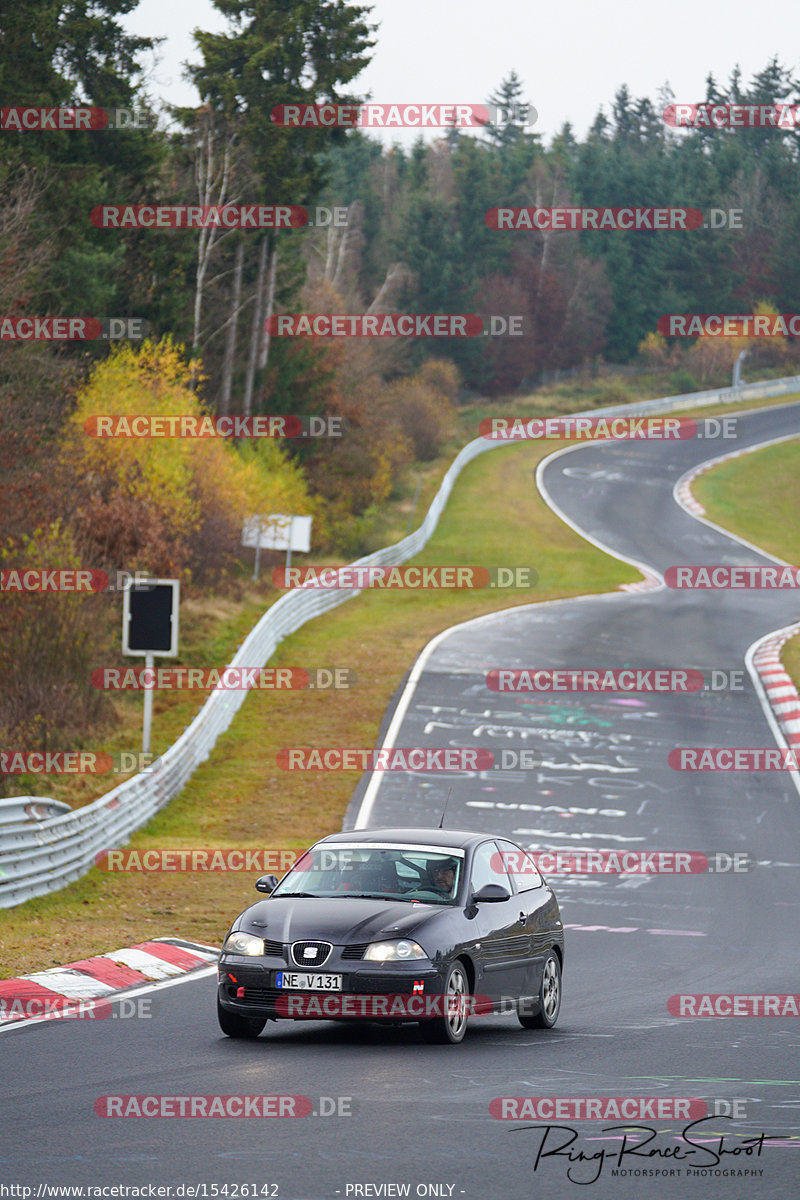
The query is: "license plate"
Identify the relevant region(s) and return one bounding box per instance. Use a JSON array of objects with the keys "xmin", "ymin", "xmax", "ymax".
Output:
[{"xmin": 275, "ymin": 972, "xmax": 342, "ymax": 991}]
